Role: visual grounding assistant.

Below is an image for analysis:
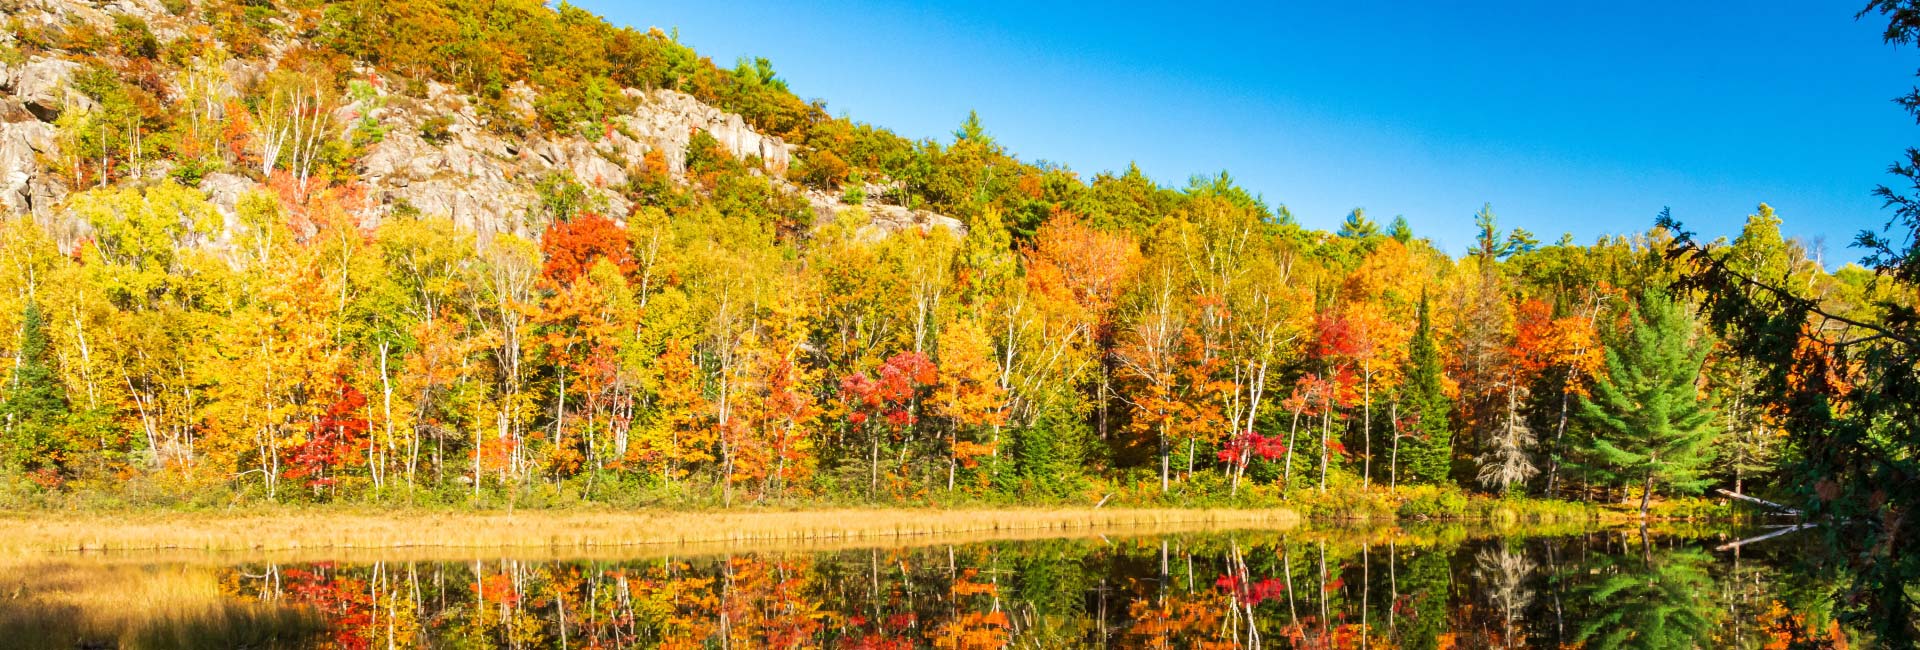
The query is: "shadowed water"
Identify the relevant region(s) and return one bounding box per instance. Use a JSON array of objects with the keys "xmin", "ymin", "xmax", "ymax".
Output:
[{"xmin": 2, "ymin": 523, "xmax": 1861, "ymax": 648}]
